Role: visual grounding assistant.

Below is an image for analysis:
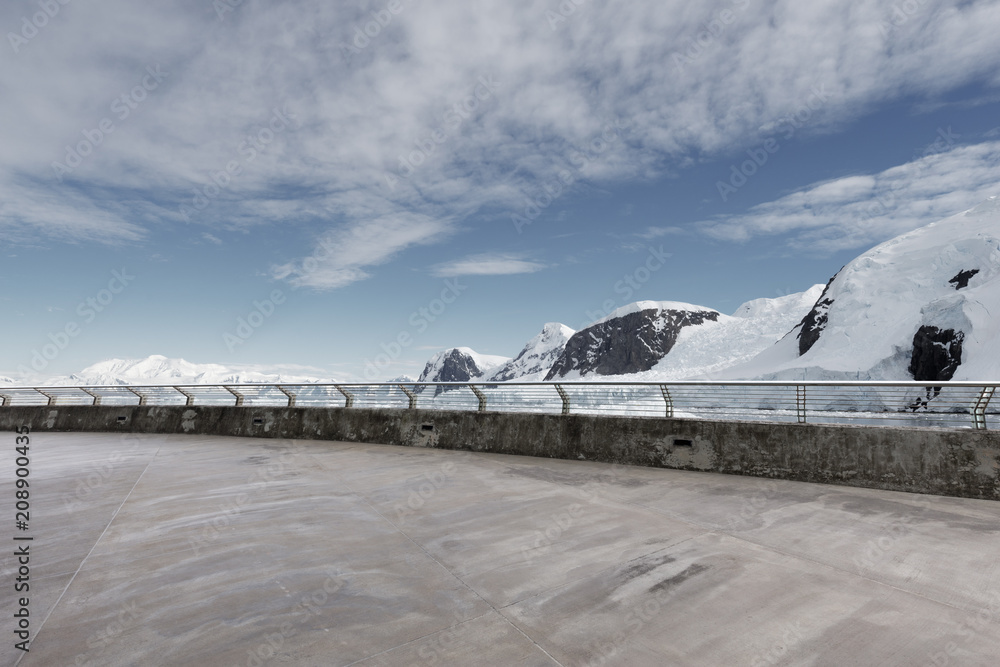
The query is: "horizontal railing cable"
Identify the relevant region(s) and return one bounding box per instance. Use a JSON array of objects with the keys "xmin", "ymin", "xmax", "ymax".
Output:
[{"xmin": 0, "ymin": 381, "xmax": 995, "ymax": 430}]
